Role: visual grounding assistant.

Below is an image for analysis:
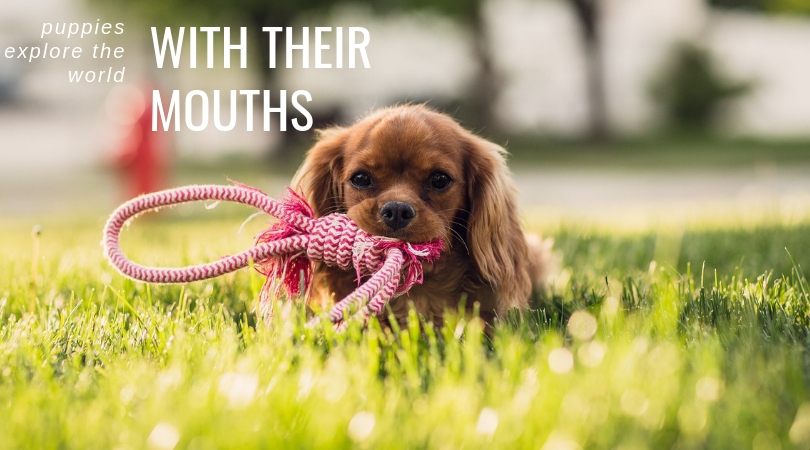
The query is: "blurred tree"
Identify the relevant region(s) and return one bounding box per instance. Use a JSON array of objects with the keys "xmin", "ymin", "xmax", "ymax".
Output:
[
  {"xmin": 564, "ymin": 0, "xmax": 810, "ymax": 139},
  {"xmin": 403, "ymin": 0, "xmax": 613, "ymax": 138},
  {"xmin": 650, "ymin": 42, "xmax": 752, "ymax": 131},
  {"xmin": 567, "ymin": 0, "xmax": 607, "ymax": 140},
  {"xmin": 385, "ymin": 0, "xmax": 500, "ymax": 134}
]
